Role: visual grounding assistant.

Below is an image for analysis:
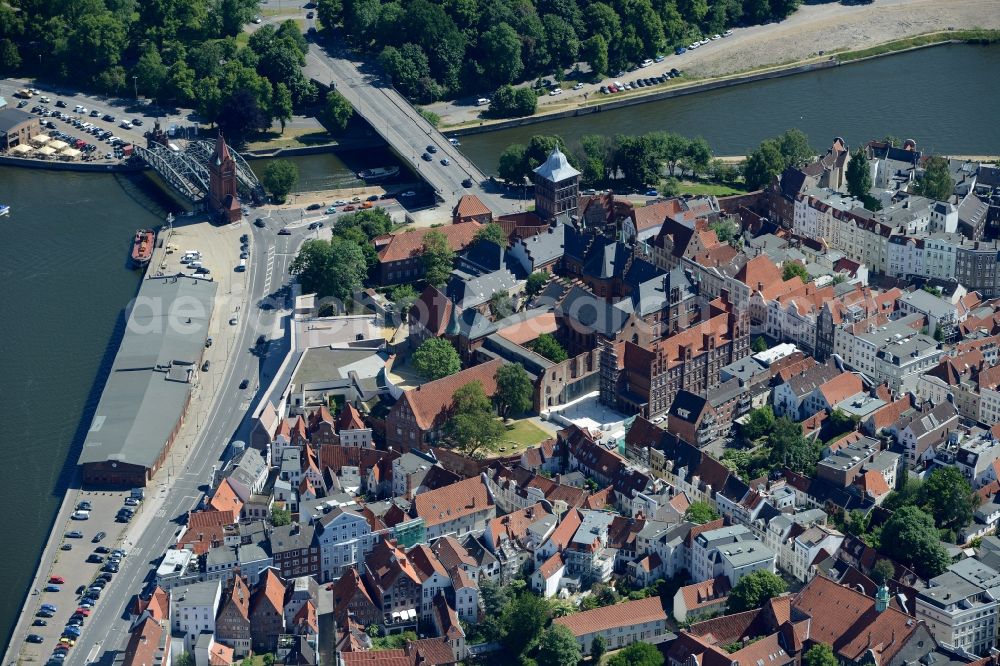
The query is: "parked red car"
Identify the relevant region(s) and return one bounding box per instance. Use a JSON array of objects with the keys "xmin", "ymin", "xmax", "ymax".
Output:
[{"xmin": 48, "ymin": 576, "xmax": 65, "ymax": 585}]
